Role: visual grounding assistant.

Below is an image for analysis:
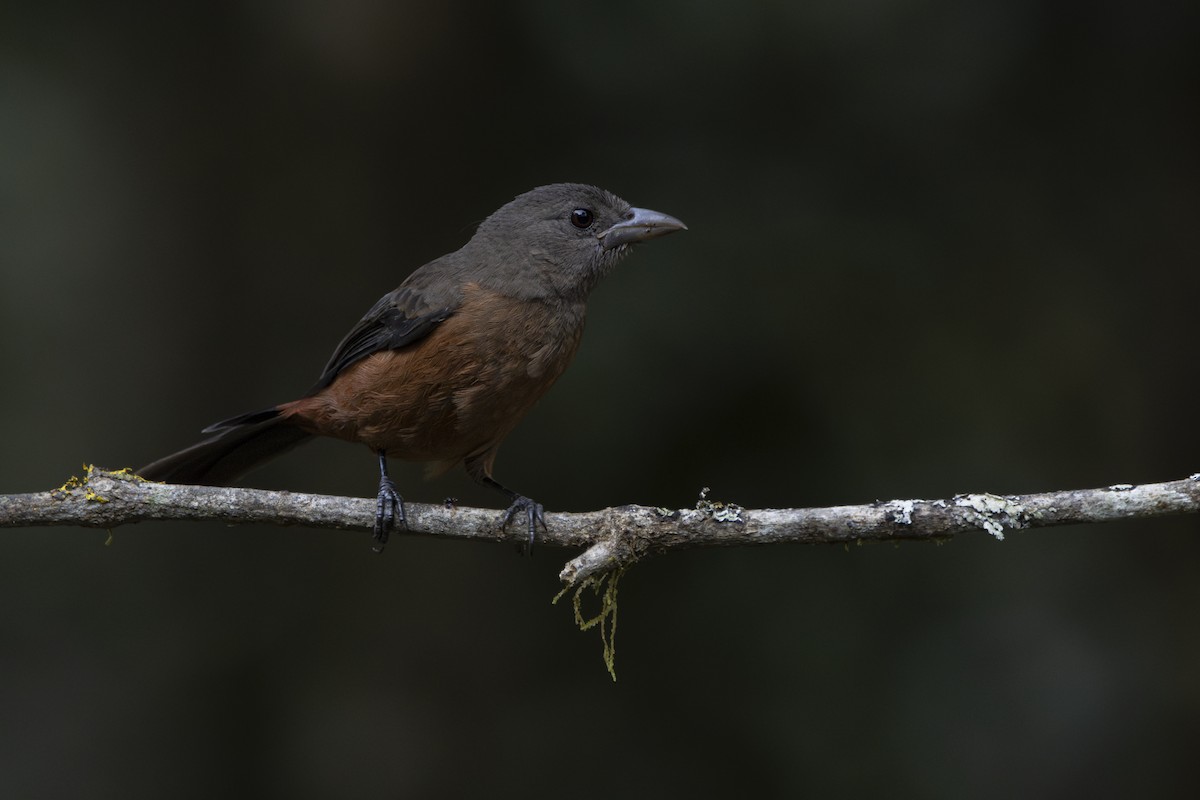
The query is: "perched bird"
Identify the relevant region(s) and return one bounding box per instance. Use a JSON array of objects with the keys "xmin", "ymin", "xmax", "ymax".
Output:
[{"xmin": 138, "ymin": 183, "xmax": 686, "ymax": 551}]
